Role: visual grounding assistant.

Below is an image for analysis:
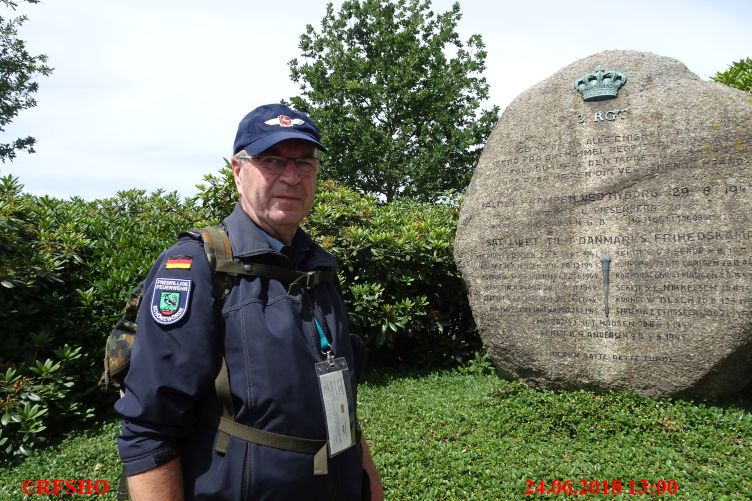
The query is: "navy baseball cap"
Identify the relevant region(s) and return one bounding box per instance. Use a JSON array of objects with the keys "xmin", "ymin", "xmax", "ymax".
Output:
[{"xmin": 233, "ymin": 103, "xmax": 327, "ymax": 155}]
